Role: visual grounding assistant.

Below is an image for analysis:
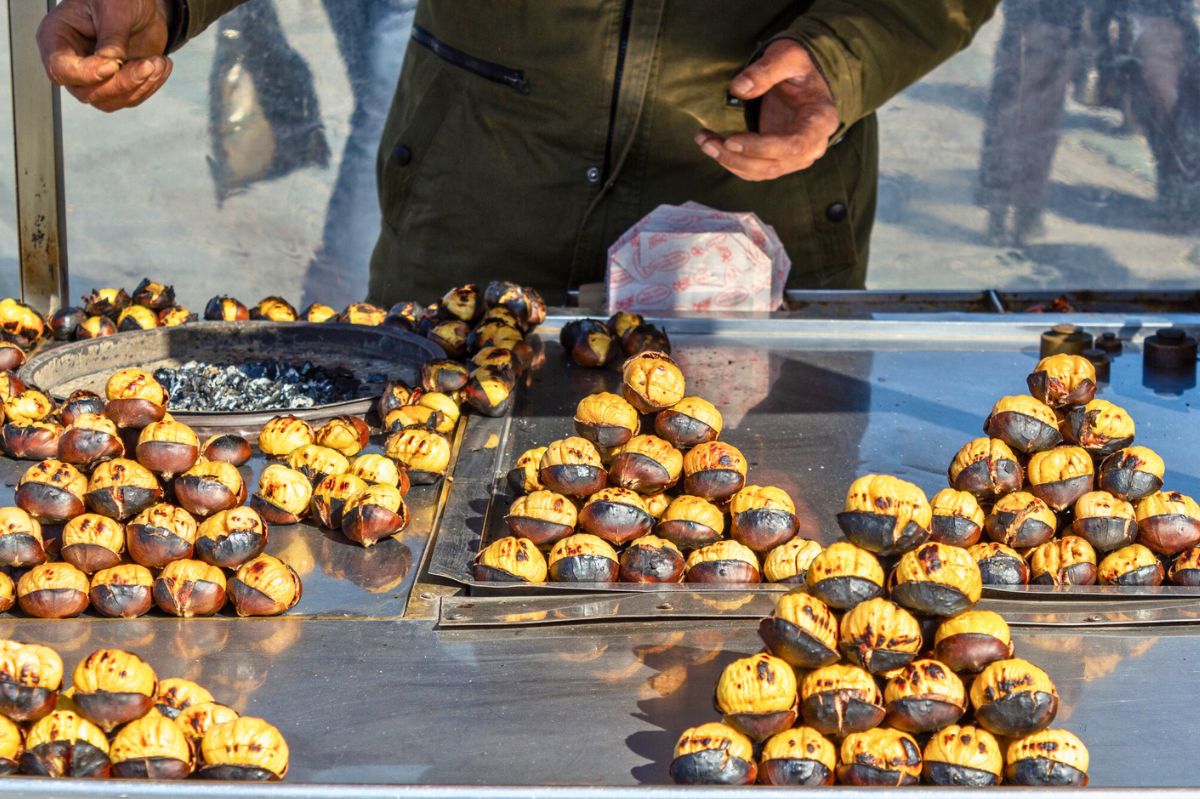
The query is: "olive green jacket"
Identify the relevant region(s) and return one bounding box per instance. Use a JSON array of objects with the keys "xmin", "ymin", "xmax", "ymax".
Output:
[{"xmin": 184, "ymin": 0, "xmax": 998, "ymax": 304}]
